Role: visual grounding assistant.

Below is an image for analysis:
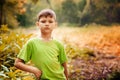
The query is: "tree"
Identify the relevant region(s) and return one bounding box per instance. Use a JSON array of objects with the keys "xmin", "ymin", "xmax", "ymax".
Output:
[
  {"xmin": 91, "ymin": 0, "xmax": 120, "ymax": 24},
  {"xmin": 78, "ymin": 0, "xmax": 86, "ymax": 12},
  {"xmin": 61, "ymin": 0, "xmax": 79, "ymax": 23},
  {"xmin": 0, "ymin": 0, "xmax": 6, "ymax": 28},
  {"xmin": 0, "ymin": 0, "xmax": 40, "ymax": 28},
  {"xmin": 78, "ymin": 0, "xmax": 92, "ymax": 25},
  {"xmin": 0, "ymin": 0, "xmax": 28, "ymax": 28},
  {"xmin": 78, "ymin": 0, "xmax": 120, "ymax": 25}
]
